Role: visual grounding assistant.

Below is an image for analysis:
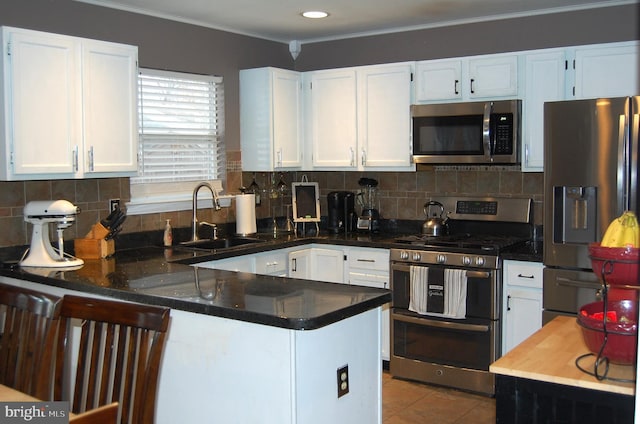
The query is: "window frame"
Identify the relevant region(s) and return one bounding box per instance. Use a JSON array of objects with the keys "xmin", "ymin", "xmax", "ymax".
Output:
[{"xmin": 127, "ymin": 68, "xmax": 226, "ymax": 215}]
